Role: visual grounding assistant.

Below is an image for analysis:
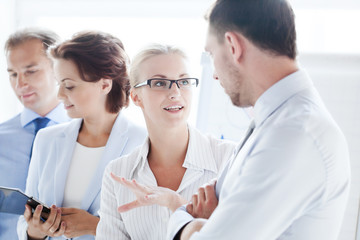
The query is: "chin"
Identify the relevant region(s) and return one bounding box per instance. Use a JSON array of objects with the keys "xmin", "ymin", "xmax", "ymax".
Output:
[{"xmin": 66, "ymin": 111, "xmax": 81, "ymax": 119}]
